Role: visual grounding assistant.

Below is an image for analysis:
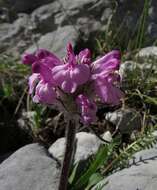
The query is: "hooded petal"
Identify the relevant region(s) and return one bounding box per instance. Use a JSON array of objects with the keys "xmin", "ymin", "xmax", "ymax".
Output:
[
  {"xmin": 52, "ymin": 64, "xmax": 69, "ymax": 86},
  {"xmin": 36, "ymin": 49, "xmax": 61, "ymax": 65},
  {"xmin": 32, "ymin": 61, "xmax": 54, "ymax": 84},
  {"xmin": 94, "ymin": 77, "xmax": 124, "ymax": 105},
  {"xmin": 36, "ymin": 49, "xmax": 52, "ymax": 59},
  {"xmin": 92, "ymin": 50, "xmax": 120, "ymax": 66},
  {"xmin": 22, "ymin": 53, "xmax": 36, "ymax": 65},
  {"xmin": 70, "ymin": 64, "xmax": 90, "ymax": 84},
  {"xmin": 93, "ymin": 58, "xmax": 120, "ymax": 75},
  {"xmin": 78, "ymin": 48, "xmax": 91, "ymax": 64},
  {"xmin": 40, "ymin": 56, "xmax": 62, "ymax": 68},
  {"xmin": 34, "ymin": 81, "xmax": 56, "ymax": 104},
  {"xmin": 32, "ymin": 54, "xmax": 62, "ymax": 84}
]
